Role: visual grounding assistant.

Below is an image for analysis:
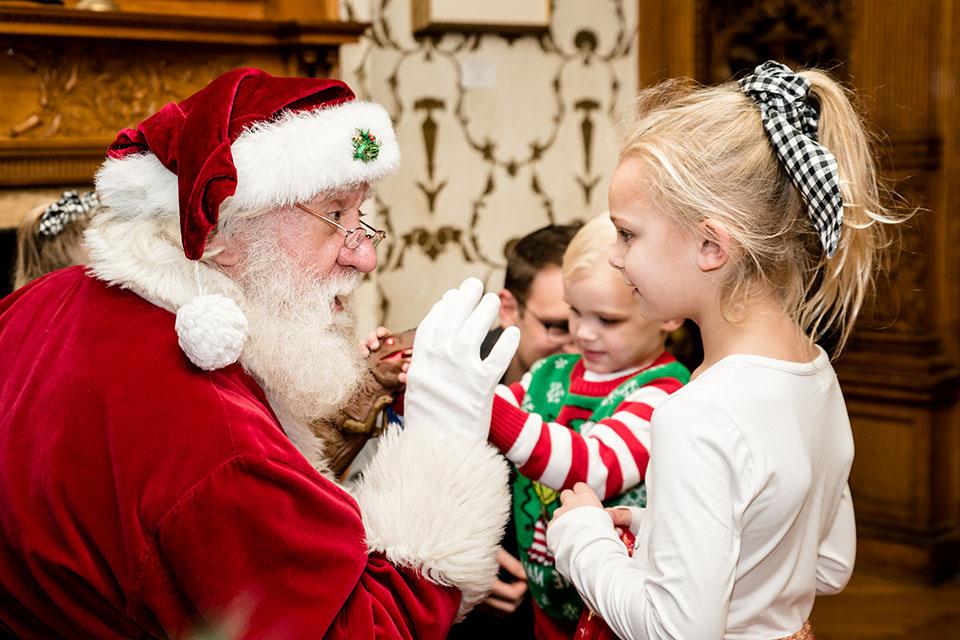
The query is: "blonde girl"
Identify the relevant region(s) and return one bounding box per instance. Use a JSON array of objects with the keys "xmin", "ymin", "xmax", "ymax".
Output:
[
  {"xmin": 13, "ymin": 190, "xmax": 97, "ymax": 290},
  {"xmin": 546, "ymin": 61, "xmax": 898, "ymax": 640}
]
